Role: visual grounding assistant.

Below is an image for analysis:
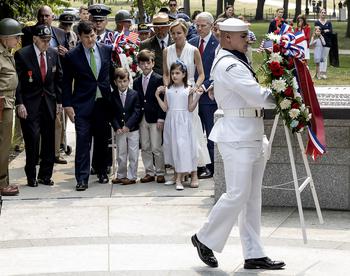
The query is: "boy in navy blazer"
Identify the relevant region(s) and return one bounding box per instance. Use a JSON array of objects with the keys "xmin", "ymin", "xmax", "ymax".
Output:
[
  {"xmin": 133, "ymin": 50, "xmax": 166, "ymax": 184},
  {"xmin": 110, "ymin": 68, "xmax": 141, "ymax": 185}
]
